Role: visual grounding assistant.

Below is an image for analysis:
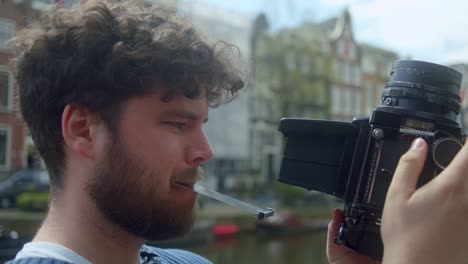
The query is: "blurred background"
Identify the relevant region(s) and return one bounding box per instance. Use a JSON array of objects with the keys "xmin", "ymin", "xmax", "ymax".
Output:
[{"xmin": 0, "ymin": 0, "xmax": 467, "ymax": 263}]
